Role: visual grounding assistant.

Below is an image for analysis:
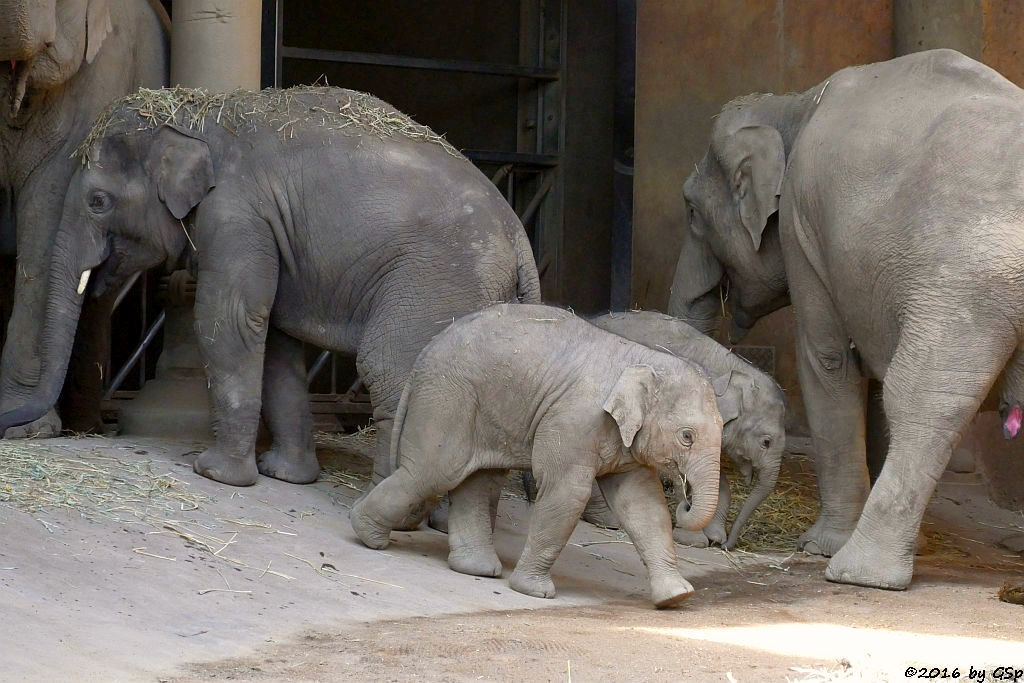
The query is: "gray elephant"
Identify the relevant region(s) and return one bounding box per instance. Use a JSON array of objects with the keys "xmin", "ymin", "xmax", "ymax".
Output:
[
  {"xmin": 585, "ymin": 311, "xmax": 785, "ymax": 549},
  {"xmin": 0, "ymin": 86, "xmax": 540, "ymax": 488},
  {"xmin": 669, "ymin": 48, "xmax": 1024, "ymax": 589},
  {"xmin": 0, "ymin": 0, "xmax": 169, "ymax": 436},
  {"xmin": 350, "ymin": 304, "xmax": 723, "ymax": 607}
]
